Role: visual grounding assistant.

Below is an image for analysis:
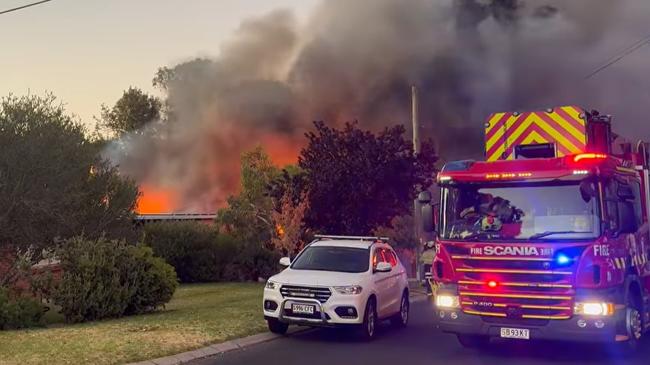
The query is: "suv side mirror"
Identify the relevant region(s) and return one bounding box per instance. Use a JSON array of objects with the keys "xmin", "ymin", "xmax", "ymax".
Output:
[
  {"xmin": 375, "ymin": 262, "xmax": 392, "ymax": 273},
  {"xmin": 618, "ymin": 202, "xmax": 637, "ymax": 234},
  {"xmin": 279, "ymin": 257, "xmax": 291, "ymax": 267}
]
